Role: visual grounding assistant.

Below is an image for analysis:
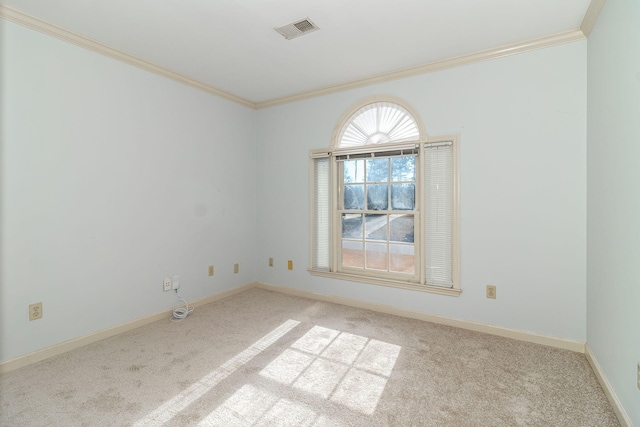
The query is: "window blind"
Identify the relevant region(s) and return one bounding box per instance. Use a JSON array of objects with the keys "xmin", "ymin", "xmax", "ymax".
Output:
[
  {"xmin": 335, "ymin": 148, "xmax": 419, "ymax": 161},
  {"xmin": 424, "ymin": 143, "xmax": 453, "ymax": 287},
  {"xmin": 312, "ymin": 157, "xmax": 330, "ymax": 271}
]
